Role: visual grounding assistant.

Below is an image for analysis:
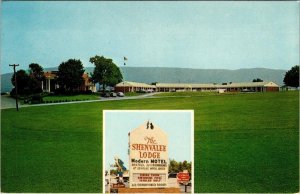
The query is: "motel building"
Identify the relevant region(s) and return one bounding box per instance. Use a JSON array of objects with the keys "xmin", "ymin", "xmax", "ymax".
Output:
[
  {"xmin": 115, "ymin": 81, "xmax": 156, "ymax": 93},
  {"xmin": 115, "ymin": 81, "xmax": 280, "ymax": 93},
  {"xmin": 42, "ymin": 71, "xmax": 96, "ymax": 93}
]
